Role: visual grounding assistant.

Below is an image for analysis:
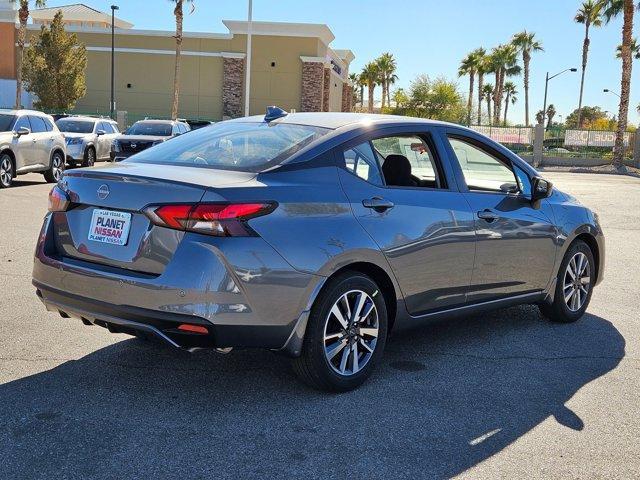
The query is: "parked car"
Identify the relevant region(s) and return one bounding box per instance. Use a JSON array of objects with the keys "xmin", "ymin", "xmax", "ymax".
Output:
[
  {"xmin": 110, "ymin": 119, "xmax": 190, "ymax": 161},
  {"xmin": 0, "ymin": 109, "xmax": 66, "ymax": 188},
  {"xmin": 33, "ymin": 110, "xmax": 604, "ymax": 391},
  {"xmin": 56, "ymin": 116, "xmax": 120, "ymax": 167},
  {"xmin": 185, "ymin": 119, "xmax": 214, "ymax": 130}
]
